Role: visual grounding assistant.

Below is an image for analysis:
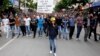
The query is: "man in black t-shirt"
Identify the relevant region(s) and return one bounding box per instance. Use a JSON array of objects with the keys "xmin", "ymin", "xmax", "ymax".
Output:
[
  {"xmin": 30, "ymin": 15, "xmax": 37, "ymax": 38},
  {"xmin": 43, "ymin": 15, "xmax": 50, "ymax": 37},
  {"xmin": 9, "ymin": 15, "xmax": 15, "ymax": 38},
  {"xmin": 56, "ymin": 16, "xmax": 62, "ymax": 39},
  {"xmin": 89, "ymin": 14, "xmax": 98, "ymax": 41}
]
